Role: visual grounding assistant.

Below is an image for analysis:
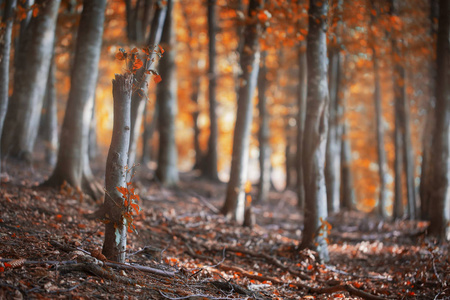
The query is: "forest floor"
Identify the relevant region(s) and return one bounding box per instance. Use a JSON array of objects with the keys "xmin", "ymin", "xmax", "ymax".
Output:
[{"xmin": 0, "ymin": 160, "xmax": 449, "ymax": 300}]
